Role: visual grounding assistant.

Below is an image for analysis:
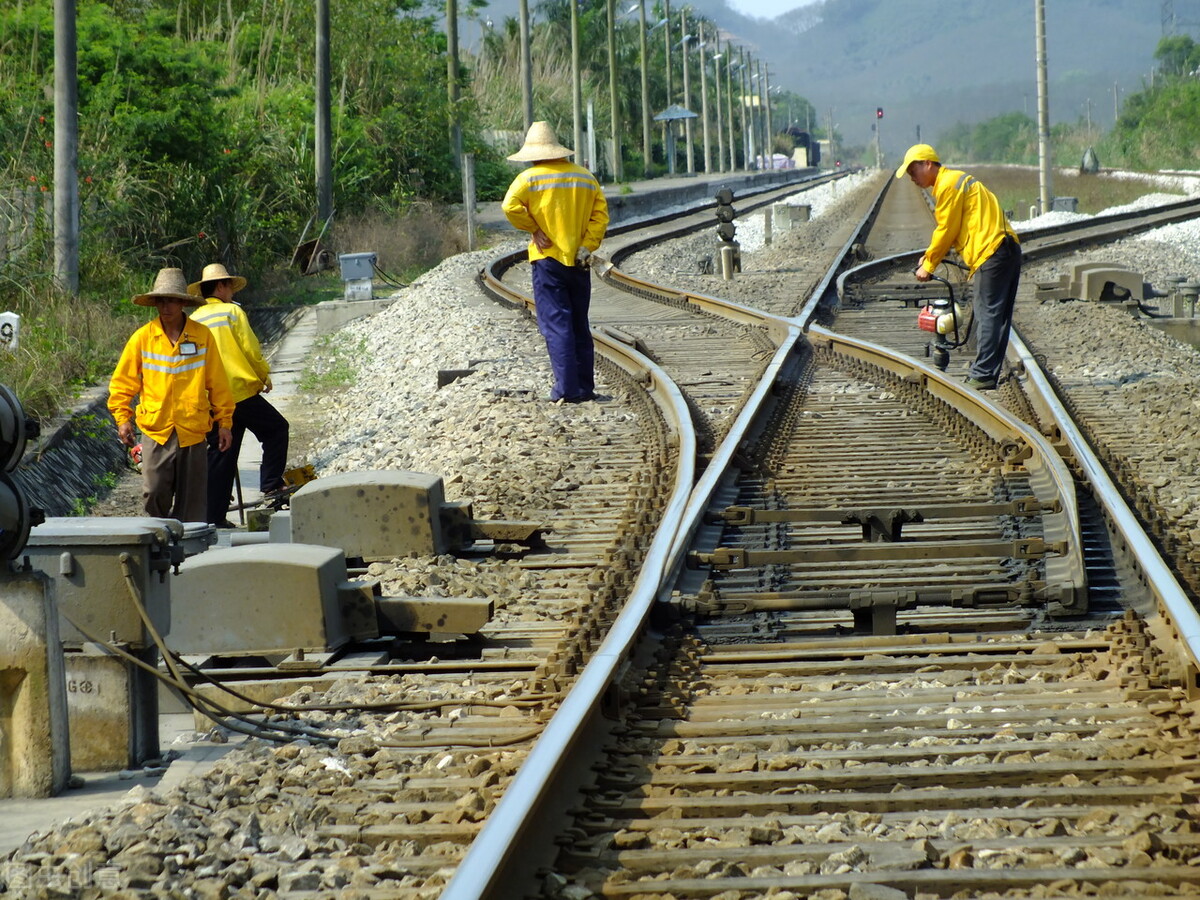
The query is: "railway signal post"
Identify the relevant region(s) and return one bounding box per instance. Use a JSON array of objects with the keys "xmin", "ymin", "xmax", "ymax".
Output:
[{"xmin": 714, "ymin": 186, "xmax": 741, "ymax": 279}]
